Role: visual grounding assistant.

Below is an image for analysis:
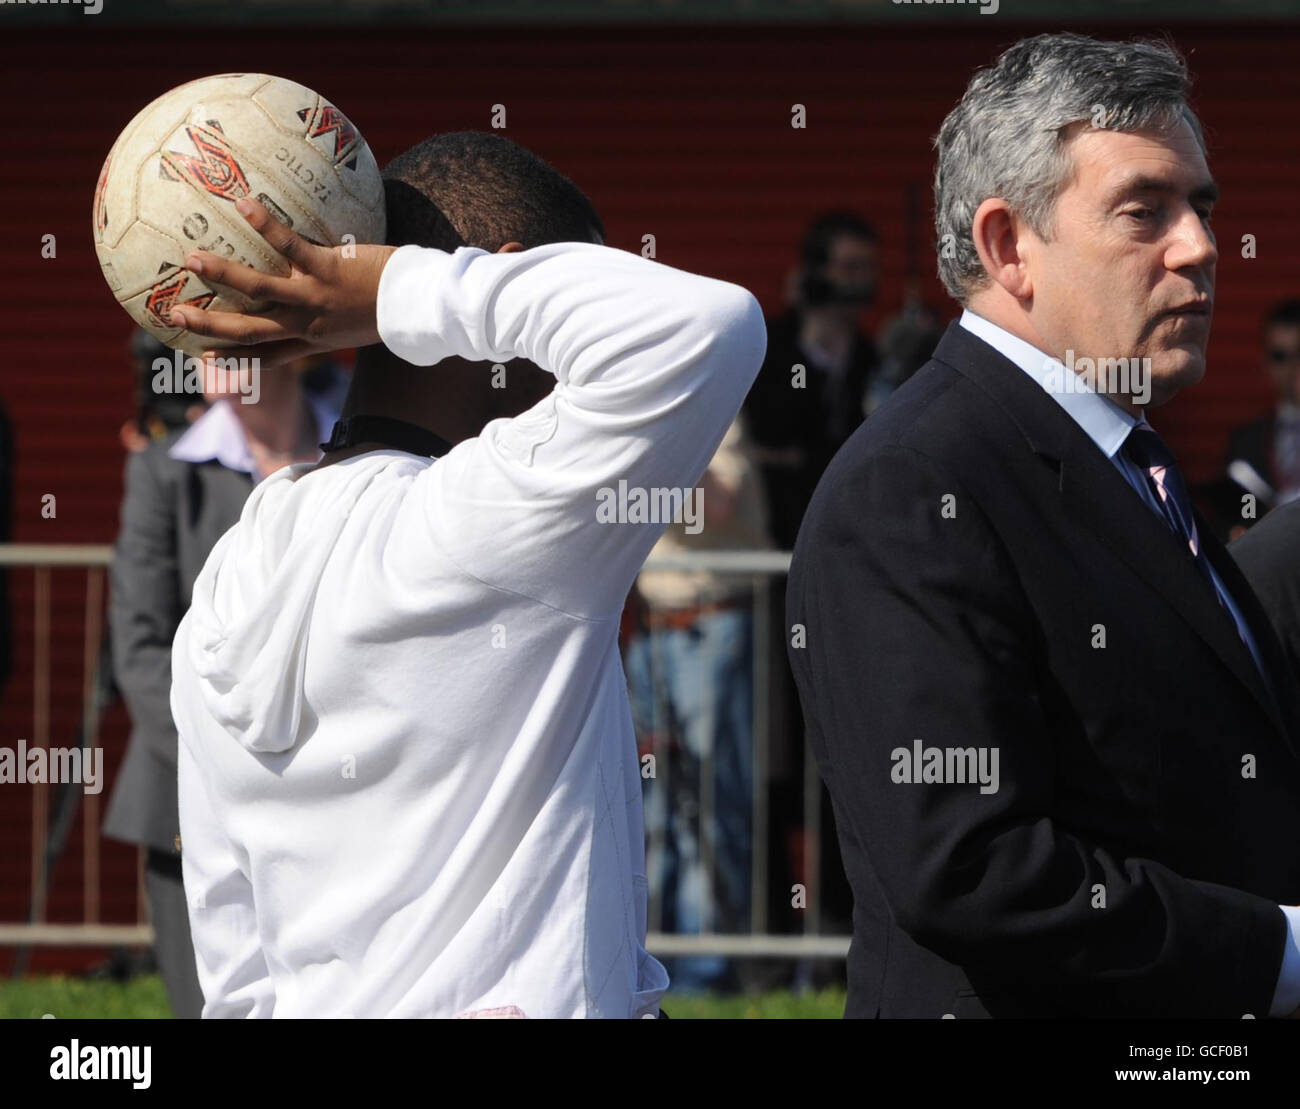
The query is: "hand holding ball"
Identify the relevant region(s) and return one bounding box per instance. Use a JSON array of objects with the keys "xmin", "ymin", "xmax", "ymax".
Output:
[{"xmin": 92, "ymin": 73, "xmax": 386, "ymax": 357}]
